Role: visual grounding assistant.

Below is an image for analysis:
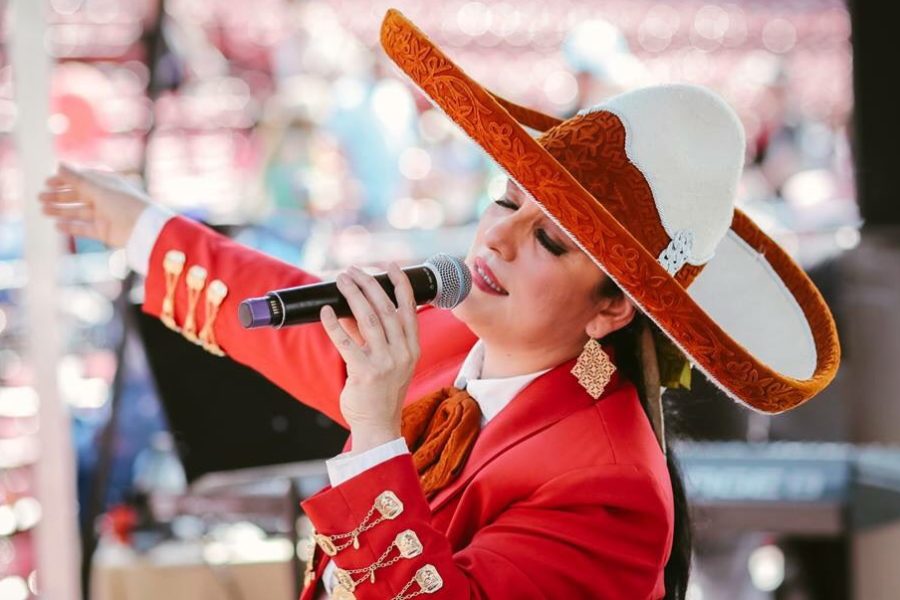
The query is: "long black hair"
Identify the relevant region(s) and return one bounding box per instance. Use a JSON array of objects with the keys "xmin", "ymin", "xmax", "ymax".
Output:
[{"xmin": 596, "ymin": 279, "xmax": 692, "ymax": 600}]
